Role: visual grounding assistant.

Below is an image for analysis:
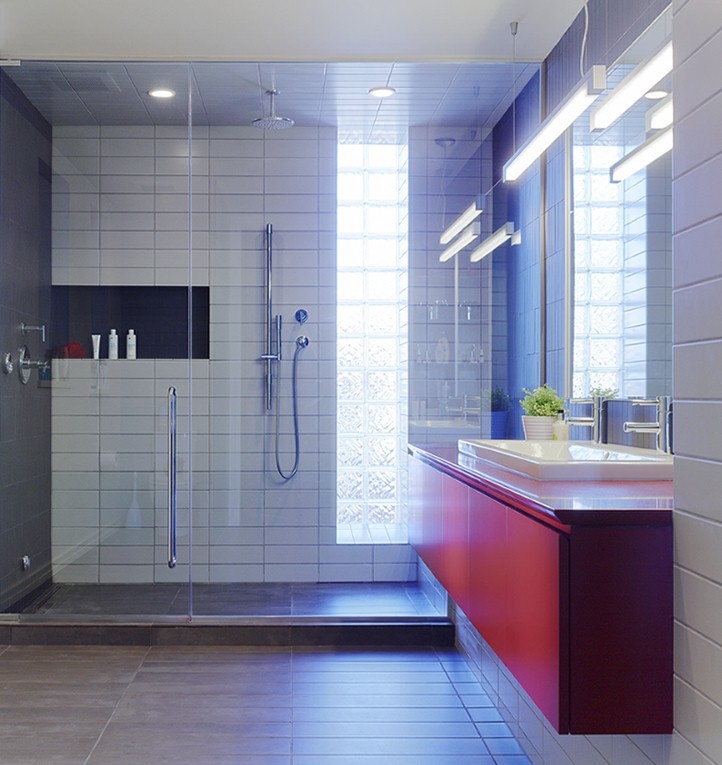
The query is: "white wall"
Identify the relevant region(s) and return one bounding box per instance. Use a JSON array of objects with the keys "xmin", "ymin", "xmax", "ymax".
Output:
[
  {"xmin": 51, "ymin": 125, "xmax": 416, "ymax": 585},
  {"xmin": 670, "ymin": 0, "xmax": 722, "ymax": 763}
]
